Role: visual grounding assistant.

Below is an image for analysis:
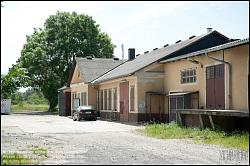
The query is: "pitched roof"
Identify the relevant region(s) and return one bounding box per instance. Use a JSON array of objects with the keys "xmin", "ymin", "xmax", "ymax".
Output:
[
  {"xmin": 58, "ymin": 86, "xmax": 67, "ymax": 91},
  {"xmin": 92, "ymin": 31, "xmax": 228, "ymax": 83},
  {"xmin": 74, "ymin": 57, "xmax": 126, "ymax": 83},
  {"xmin": 160, "ymin": 38, "xmax": 249, "ymax": 63}
]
